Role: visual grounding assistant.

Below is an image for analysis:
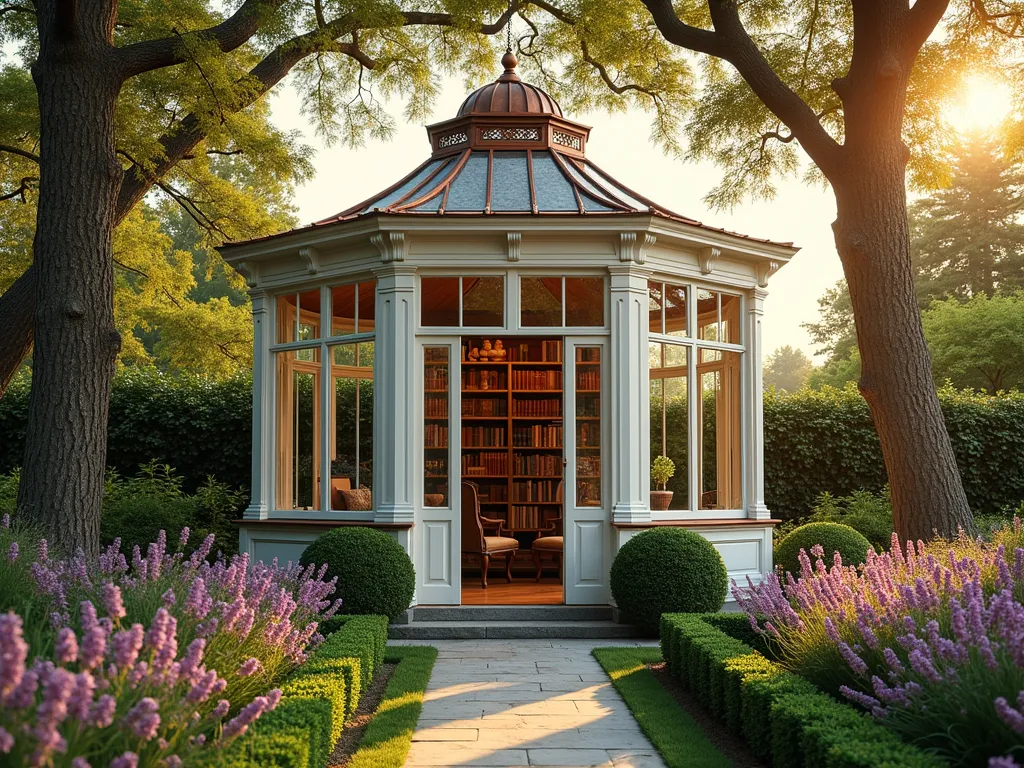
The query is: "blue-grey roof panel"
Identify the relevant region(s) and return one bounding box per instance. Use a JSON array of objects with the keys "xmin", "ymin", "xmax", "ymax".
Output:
[
  {"xmin": 363, "ymin": 157, "xmax": 450, "ymax": 211},
  {"xmin": 532, "ymin": 151, "xmax": 579, "ymax": 212},
  {"xmin": 490, "ymin": 151, "xmax": 532, "ymax": 211},
  {"xmin": 582, "ymin": 162, "xmax": 649, "ymax": 210},
  {"xmin": 445, "ymin": 153, "xmax": 489, "ymax": 211},
  {"xmin": 580, "ymin": 193, "xmax": 614, "ymax": 212},
  {"xmin": 412, "ymin": 191, "xmax": 445, "ymax": 212}
]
